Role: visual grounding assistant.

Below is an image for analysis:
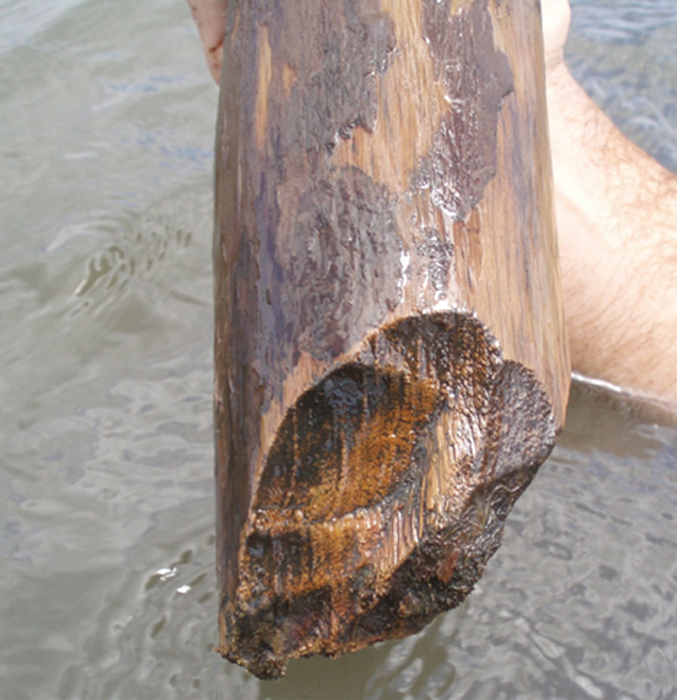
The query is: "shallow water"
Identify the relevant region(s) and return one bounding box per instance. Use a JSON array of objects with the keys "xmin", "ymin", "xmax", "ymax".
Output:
[{"xmin": 0, "ymin": 1, "xmax": 675, "ymax": 699}]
